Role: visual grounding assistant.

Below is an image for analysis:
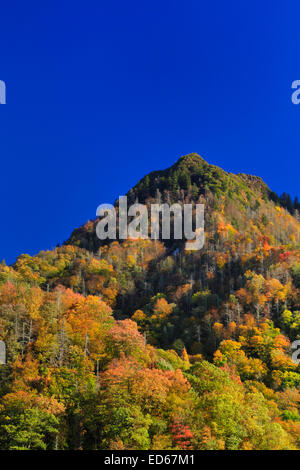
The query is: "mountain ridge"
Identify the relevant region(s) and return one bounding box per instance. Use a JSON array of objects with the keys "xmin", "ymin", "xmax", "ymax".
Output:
[{"xmin": 66, "ymin": 153, "xmax": 300, "ymax": 252}]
